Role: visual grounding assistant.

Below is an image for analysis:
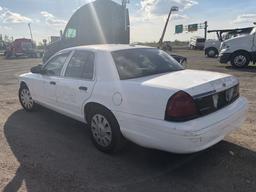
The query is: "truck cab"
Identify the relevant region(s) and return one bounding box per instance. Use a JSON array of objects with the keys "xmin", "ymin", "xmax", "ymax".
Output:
[
  {"xmin": 205, "ymin": 27, "xmax": 253, "ymax": 58},
  {"xmin": 4, "ymin": 38, "xmax": 37, "ymax": 59},
  {"xmin": 219, "ymin": 26, "xmax": 256, "ymax": 68}
]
